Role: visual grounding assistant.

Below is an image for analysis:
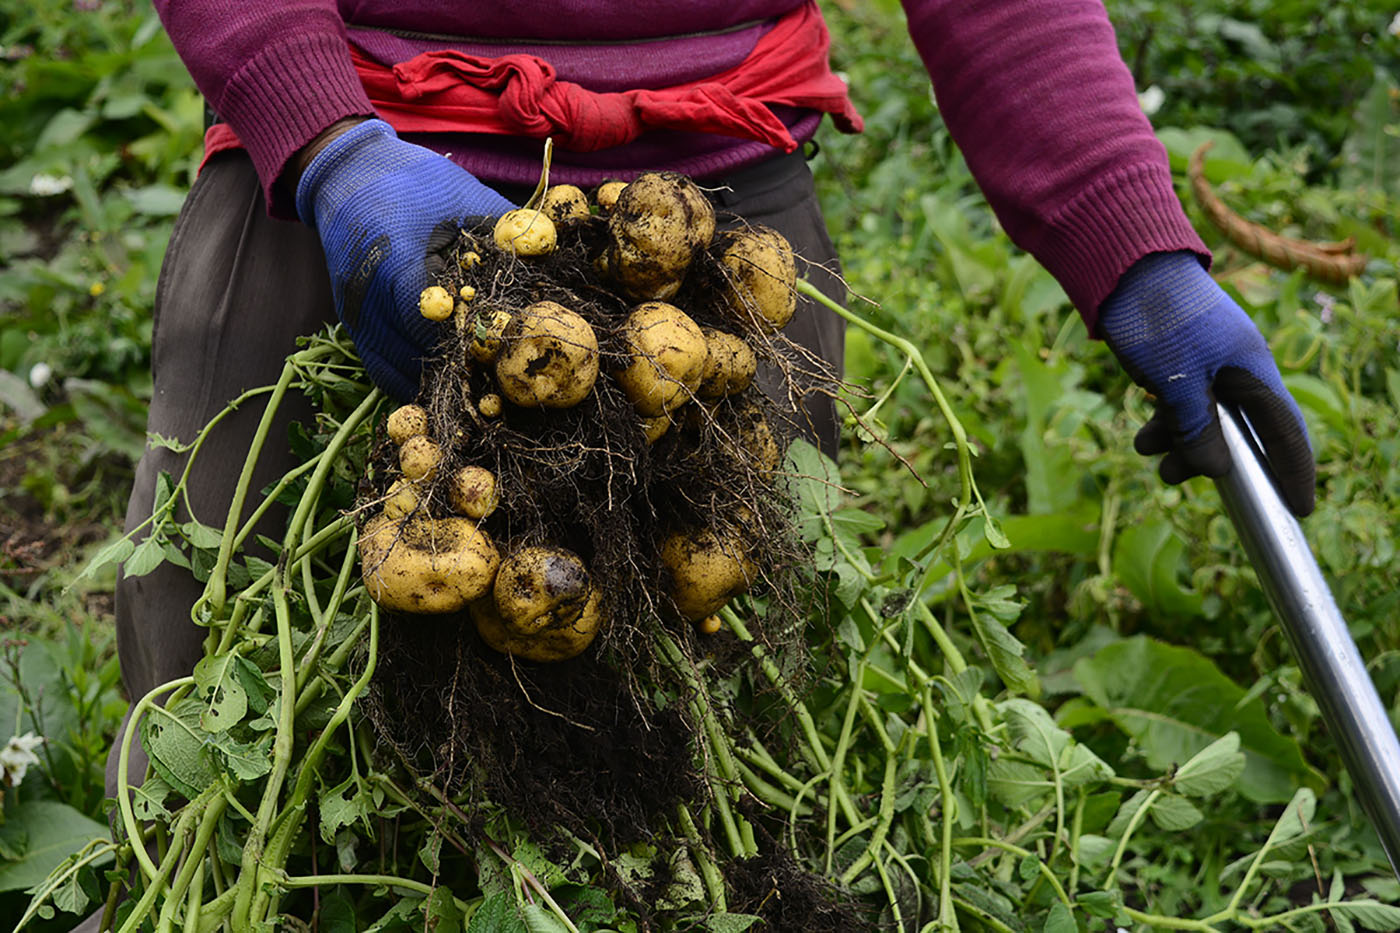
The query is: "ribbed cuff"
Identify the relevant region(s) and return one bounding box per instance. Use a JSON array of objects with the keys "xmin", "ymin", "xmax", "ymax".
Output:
[
  {"xmin": 1032, "ymin": 162, "xmax": 1209, "ymax": 336},
  {"xmin": 218, "ymin": 31, "xmax": 375, "ymax": 219}
]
